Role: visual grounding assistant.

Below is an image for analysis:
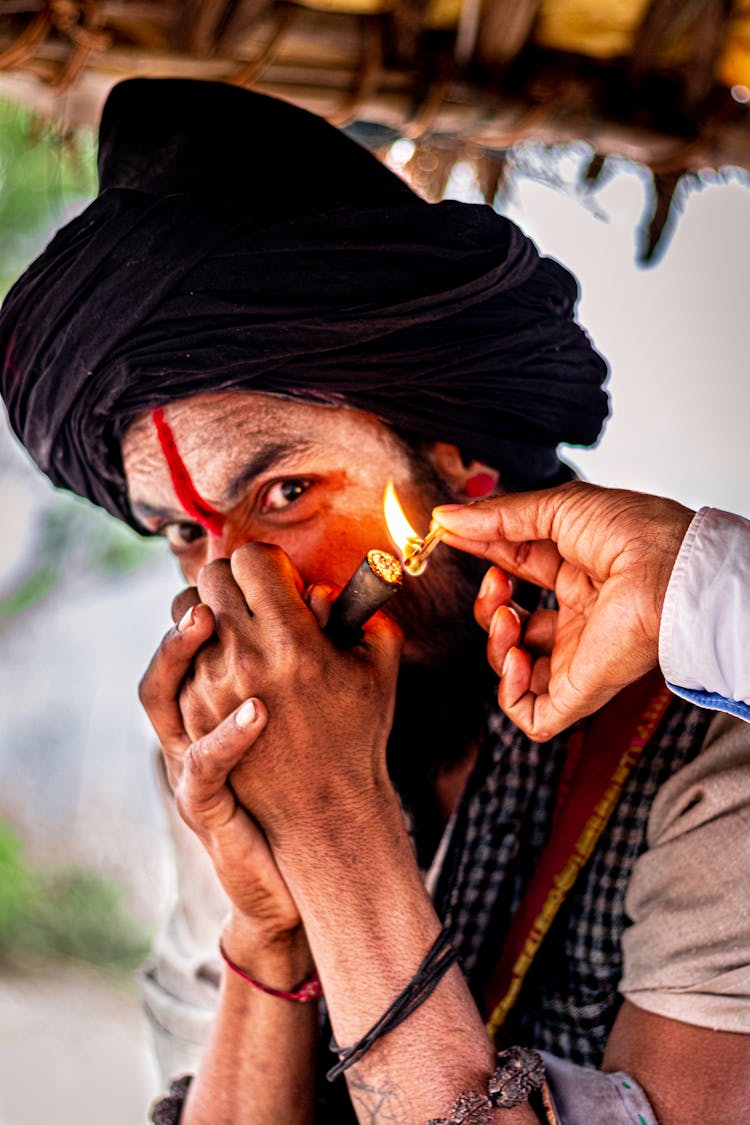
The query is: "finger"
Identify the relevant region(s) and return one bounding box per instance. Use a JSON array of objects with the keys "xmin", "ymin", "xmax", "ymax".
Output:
[
  {"xmin": 177, "ymin": 698, "xmax": 268, "ymax": 832},
  {"xmin": 139, "ymin": 603, "xmax": 215, "ymax": 752},
  {"xmin": 171, "ymin": 586, "xmax": 200, "ymax": 626},
  {"xmin": 432, "ymin": 488, "xmax": 575, "ymax": 545},
  {"xmin": 529, "ymin": 655, "xmax": 551, "ymax": 697},
  {"xmin": 497, "ymin": 646, "xmax": 532, "ymax": 713},
  {"xmin": 523, "ymin": 609, "xmax": 558, "ymax": 656},
  {"xmin": 440, "ymin": 528, "xmax": 564, "ymax": 592},
  {"xmin": 486, "ymin": 605, "xmax": 524, "ymax": 680},
  {"xmin": 360, "ymin": 608, "xmax": 404, "ymax": 673},
  {"xmin": 197, "ymin": 557, "xmax": 255, "ymax": 632},
  {"xmin": 474, "ymin": 565, "xmax": 514, "ymax": 632},
  {"xmin": 432, "ymin": 491, "xmax": 588, "ymax": 589},
  {"xmin": 229, "ymin": 543, "xmax": 311, "ymax": 640},
  {"xmin": 304, "ymin": 581, "xmax": 339, "ymax": 629},
  {"xmin": 496, "ymin": 654, "xmax": 572, "ymax": 743}
]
